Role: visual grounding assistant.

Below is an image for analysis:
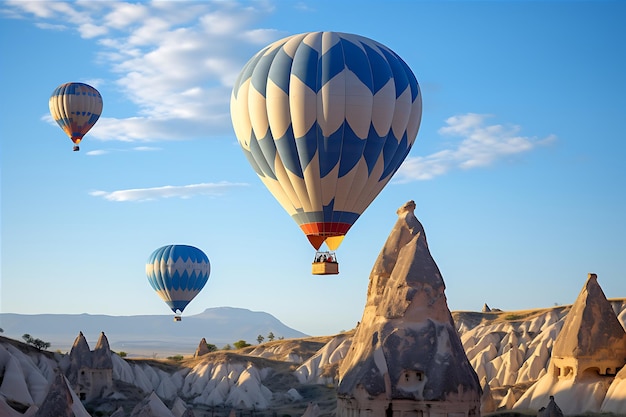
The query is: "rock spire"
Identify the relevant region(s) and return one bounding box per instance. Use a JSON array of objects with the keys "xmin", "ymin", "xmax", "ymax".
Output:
[
  {"xmin": 194, "ymin": 338, "xmax": 210, "ymax": 358},
  {"xmin": 92, "ymin": 332, "xmax": 113, "ymax": 369},
  {"xmin": 337, "ymin": 200, "xmax": 481, "ymax": 416},
  {"xmin": 551, "ymin": 273, "xmax": 626, "ymax": 380},
  {"xmin": 33, "ymin": 372, "xmax": 91, "ymax": 417},
  {"xmin": 68, "ymin": 331, "xmax": 92, "ymax": 384}
]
